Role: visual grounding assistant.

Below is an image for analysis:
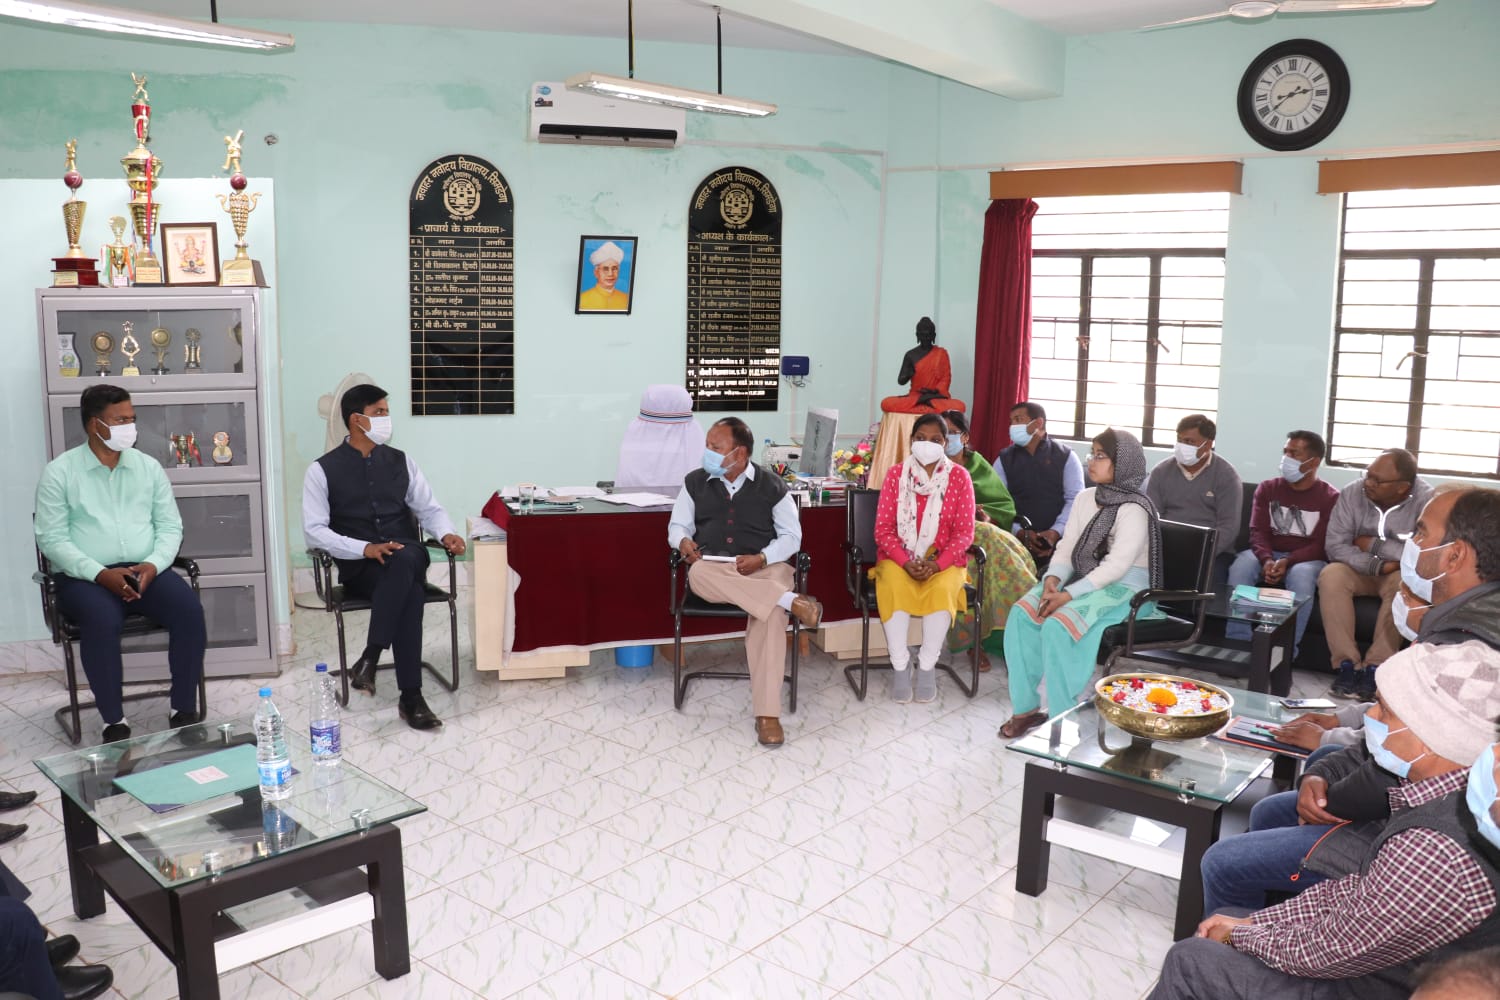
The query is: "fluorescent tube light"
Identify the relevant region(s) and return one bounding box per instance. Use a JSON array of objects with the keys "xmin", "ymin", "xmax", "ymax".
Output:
[
  {"xmin": 0, "ymin": 0, "xmax": 294, "ymax": 49},
  {"xmin": 566, "ymin": 72, "xmax": 776, "ymax": 118}
]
